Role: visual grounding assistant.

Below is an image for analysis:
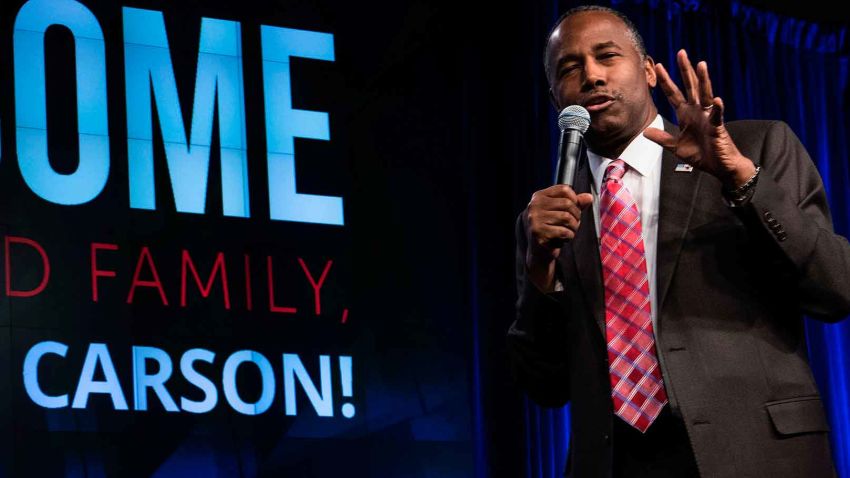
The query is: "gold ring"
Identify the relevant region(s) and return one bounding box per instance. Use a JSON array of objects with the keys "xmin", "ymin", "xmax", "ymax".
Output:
[{"xmin": 702, "ymin": 104, "xmax": 714, "ymax": 111}]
